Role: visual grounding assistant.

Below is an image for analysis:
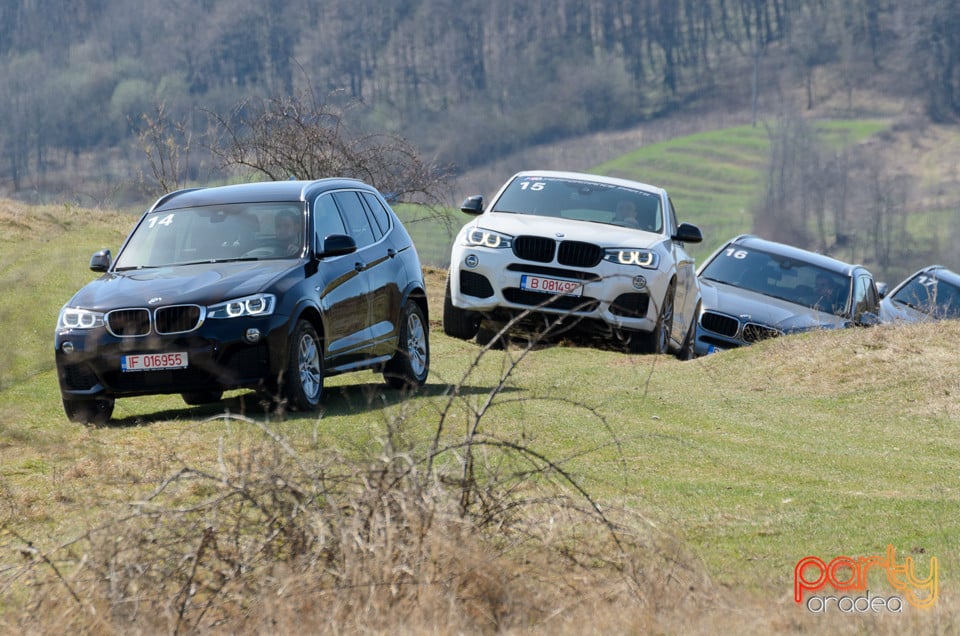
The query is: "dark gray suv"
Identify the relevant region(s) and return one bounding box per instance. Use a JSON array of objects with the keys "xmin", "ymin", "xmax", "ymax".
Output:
[{"xmin": 695, "ymin": 235, "xmax": 879, "ymax": 355}]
